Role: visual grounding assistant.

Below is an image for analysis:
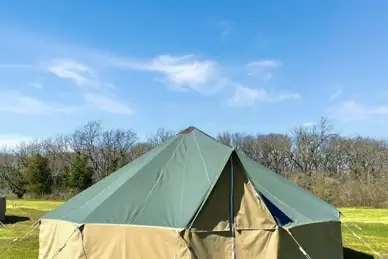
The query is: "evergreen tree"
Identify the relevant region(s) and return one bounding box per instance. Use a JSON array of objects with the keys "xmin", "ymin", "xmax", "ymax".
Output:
[
  {"xmin": 23, "ymin": 154, "xmax": 53, "ymax": 196},
  {"xmin": 67, "ymin": 154, "xmax": 93, "ymax": 191}
]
